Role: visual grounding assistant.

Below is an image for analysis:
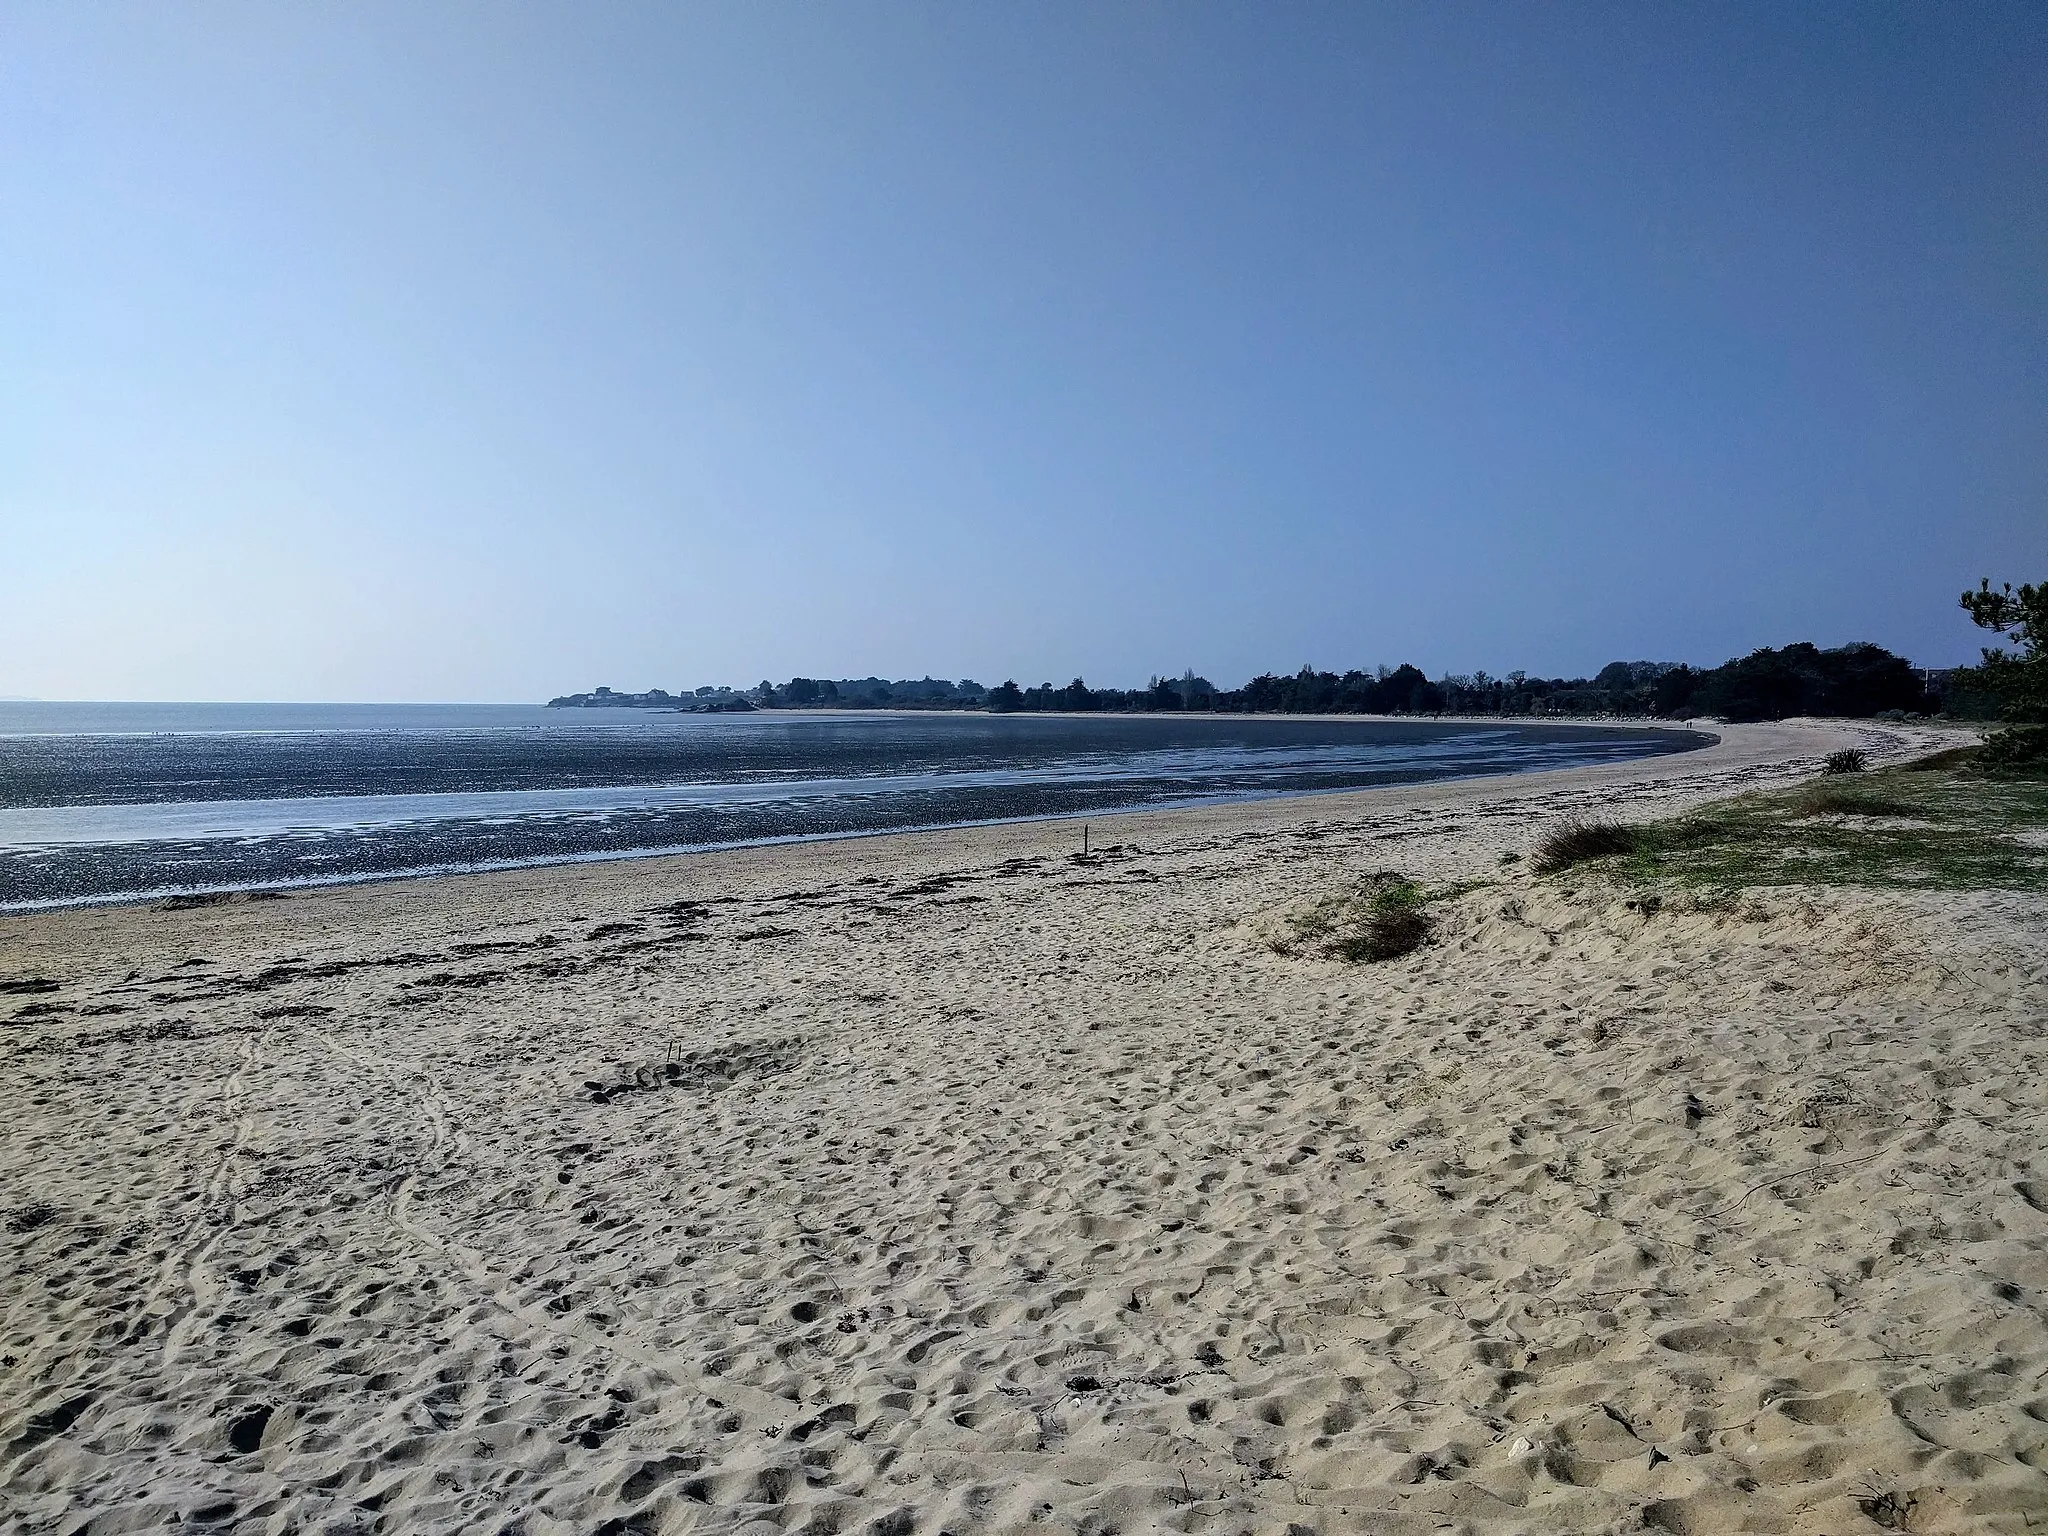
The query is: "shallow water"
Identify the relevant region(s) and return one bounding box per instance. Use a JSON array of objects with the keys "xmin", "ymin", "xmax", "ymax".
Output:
[{"xmin": 0, "ymin": 704, "xmax": 1704, "ymax": 908}]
